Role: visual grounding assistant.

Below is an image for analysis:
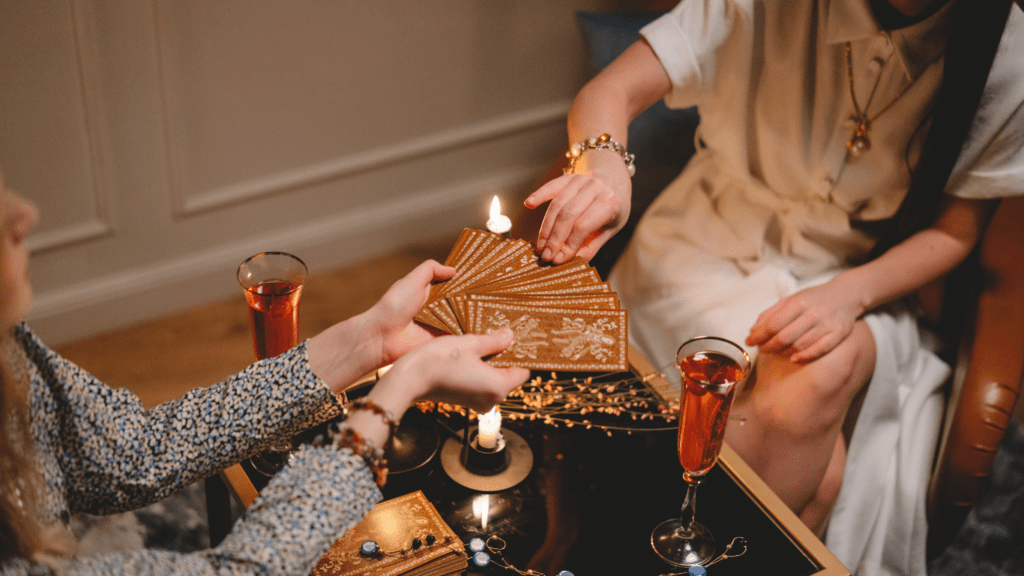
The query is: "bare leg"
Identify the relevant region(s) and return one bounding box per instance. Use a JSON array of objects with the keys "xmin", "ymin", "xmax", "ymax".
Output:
[
  {"xmin": 724, "ymin": 320, "xmax": 875, "ymax": 519},
  {"xmin": 799, "ymin": 434, "xmax": 846, "ymax": 536}
]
